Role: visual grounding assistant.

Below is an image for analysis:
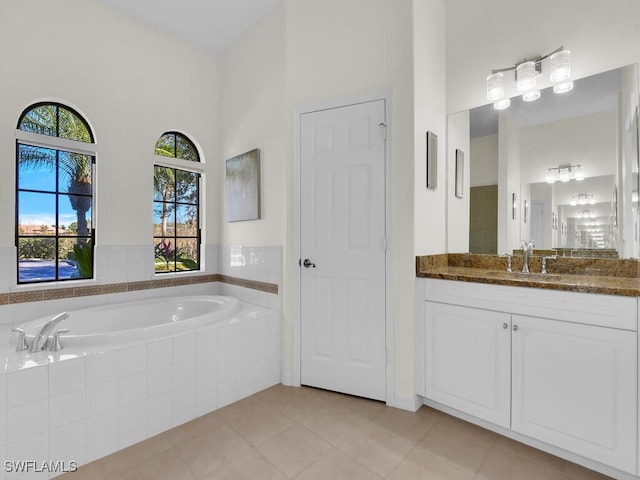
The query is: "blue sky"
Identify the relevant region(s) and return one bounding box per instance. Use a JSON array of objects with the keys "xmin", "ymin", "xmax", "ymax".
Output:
[{"xmin": 18, "ymin": 152, "xmax": 91, "ymax": 228}]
